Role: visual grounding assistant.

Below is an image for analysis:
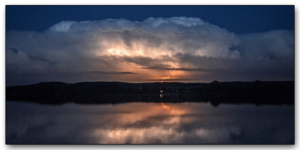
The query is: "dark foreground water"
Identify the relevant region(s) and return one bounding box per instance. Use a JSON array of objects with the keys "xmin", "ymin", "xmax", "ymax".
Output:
[{"xmin": 6, "ymin": 101, "xmax": 294, "ymax": 144}]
